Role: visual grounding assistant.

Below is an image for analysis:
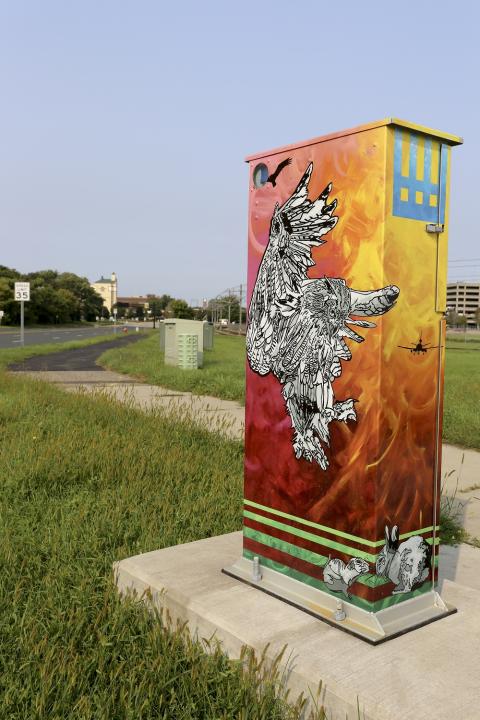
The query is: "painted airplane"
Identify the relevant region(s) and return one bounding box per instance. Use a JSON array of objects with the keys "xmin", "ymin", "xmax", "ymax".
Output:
[{"xmin": 398, "ymin": 334, "xmax": 440, "ymax": 355}]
